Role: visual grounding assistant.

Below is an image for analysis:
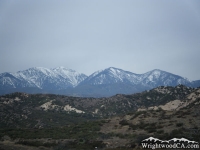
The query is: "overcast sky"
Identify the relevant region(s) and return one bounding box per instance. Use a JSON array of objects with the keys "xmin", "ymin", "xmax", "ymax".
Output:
[{"xmin": 0, "ymin": 0, "xmax": 200, "ymax": 80}]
